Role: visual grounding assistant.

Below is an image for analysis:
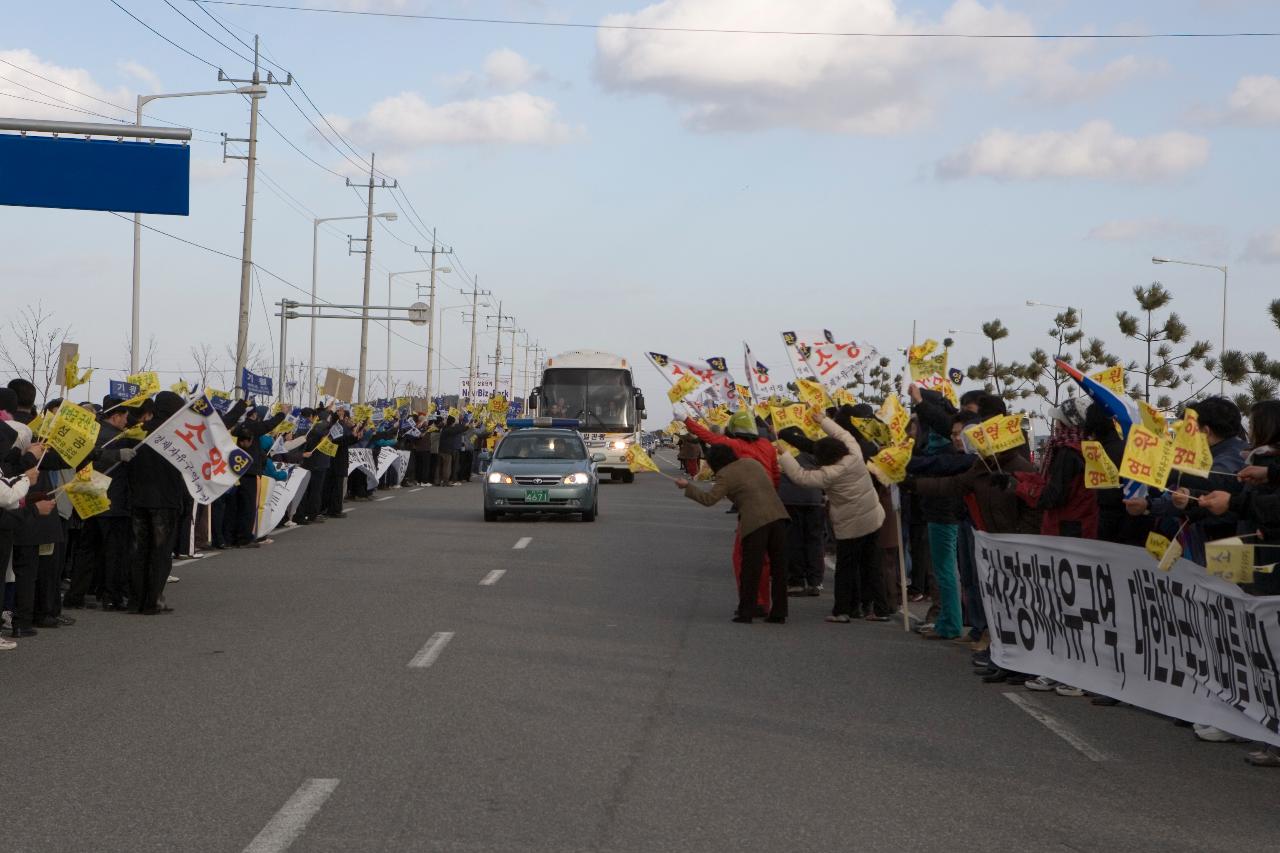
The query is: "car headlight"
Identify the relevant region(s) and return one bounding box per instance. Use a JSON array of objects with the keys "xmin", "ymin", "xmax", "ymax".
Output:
[
  {"xmin": 487, "ymin": 472, "xmax": 513, "ymax": 485},
  {"xmin": 562, "ymin": 472, "xmax": 590, "ymax": 485},
  {"xmin": 611, "ymin": 440, "xmax": 628, "ymax": 450}
]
